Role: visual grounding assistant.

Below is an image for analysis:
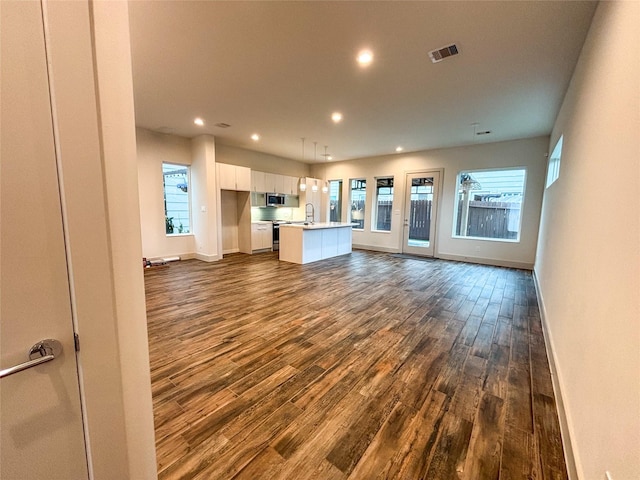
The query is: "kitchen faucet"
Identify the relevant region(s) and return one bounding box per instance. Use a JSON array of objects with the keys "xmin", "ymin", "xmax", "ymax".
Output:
[{"xmin": 305, "ymin": 203, "xmax": 315, "ymax": 223}]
